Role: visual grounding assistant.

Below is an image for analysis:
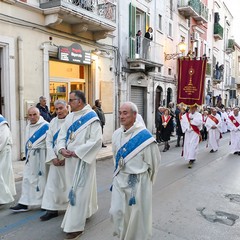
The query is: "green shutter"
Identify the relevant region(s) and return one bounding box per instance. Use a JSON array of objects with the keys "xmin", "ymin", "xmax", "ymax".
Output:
[{"xmin": 129, "ymin": 3, "xmax": 136, "ymax": 58}]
